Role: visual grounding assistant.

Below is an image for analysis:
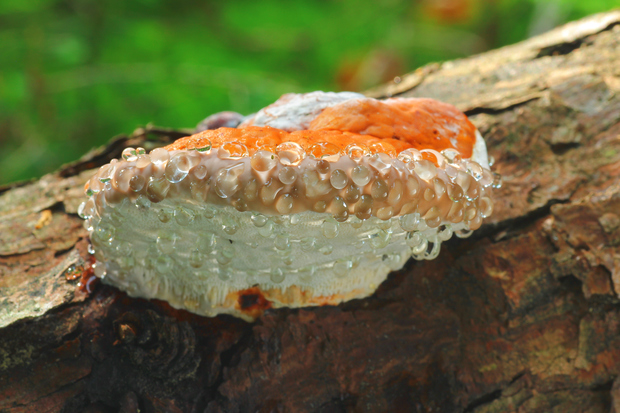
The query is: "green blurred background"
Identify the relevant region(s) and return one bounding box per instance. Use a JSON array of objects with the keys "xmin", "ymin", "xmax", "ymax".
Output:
[{"xmin": 0, "ymin": 0, "xmax": 617, "ymax": 185}]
